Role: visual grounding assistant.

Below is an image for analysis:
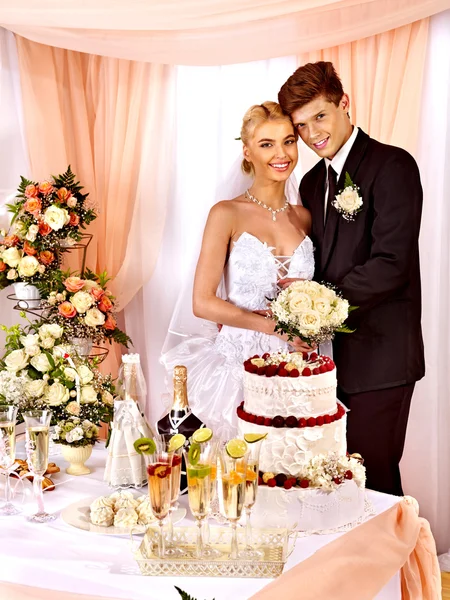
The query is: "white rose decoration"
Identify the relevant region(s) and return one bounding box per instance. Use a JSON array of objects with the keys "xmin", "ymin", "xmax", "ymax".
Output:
[
  {"xmin": 4, "ymin": 349, "xmax": 29, "ymax": 372},
  {"xmin": 67, "ymin": 197, "xmax": 77, "ymax": 208},
  {"xmin": 2, "ymin": 247, "xmax": 22, "ymax": 268},
  {"xmin": 6, "ymin": 269, "xmax": 18, "ymax": 280},
  {"xmin": 45, "ymin": 382, "xmax": 70, "ymax": 406},
  {"xmin": 20, "ymin": 333, "xmax": 40, "ymax": 355},
  {"xmin": 84, "ymin": 307, "xmax": 106, "ymax": 327},
  {"xmin": 80, "ymin": 385, "xmax": 98, "ymax": 404},
  {"xmin": 30, "ymin": 352, "xmax": 52, "ymax": 373},
  {"xmin": 77, "ymin": 365, "xmax": 94, "ymax": 384},
  {"xmin": 43, "ymin": 205, "xmax": 70, "ymax": 231},
  {"xmin": 82, "ymin": 279, "xmax": 101, "ymax": 291},
  {"xmin": 25, "ymin": 224, "xmax": 39, "ymax": 242},
  {"xmin": 39, "ymin": 323, "xmax": 64, "ymax": 339},
  {"xmin": 299, "ymin": 310, "xmax": 321, "ymax": 333},
  {"xmin": 71, "ymin": 291, "xmax": 94, "ymax": 314},
  {"xmin": 288, "ymin": 292, "xmax": 312, "ymax": 314},
  {"xmin": 335, "ymin": 187, "xmax": 363, "ymax": 213},
  {"xmin": 313, "ymin": 296, "xmax": 332, "ymax": 317},
  {"xmin": 14, "ymin": 220, "xmax": 27, "ymax": 237},
  {"xmin": 25, "ymin": 379, "xmax": 48, "ymax": 398},
  {"xmin": 65, "ymin": 401, "xmax": 81, "ymax": 416},
  {"xmin": 18, "ymin": 255, "xmax": 40, "ymax": 278},
  {"xmin": 64, "ymin": 367, "xmax": 78, "ymax": 381},
  {"xmin": 40, "ymin": 336, "xmax": 55, "ymax": 349},
  {"xmin": 102, "ymin": 390, "xmax": 114, "ymax": 406}
]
